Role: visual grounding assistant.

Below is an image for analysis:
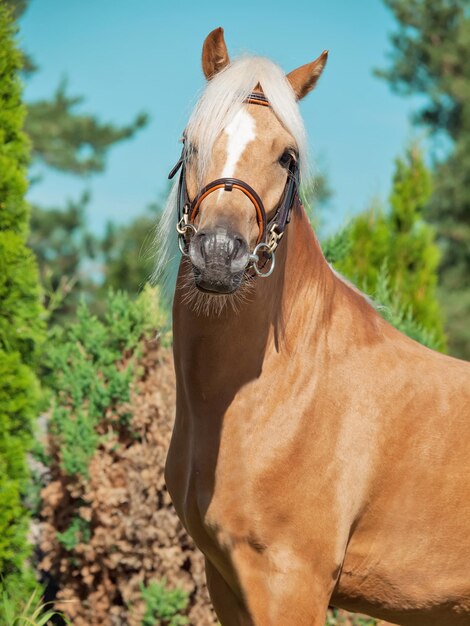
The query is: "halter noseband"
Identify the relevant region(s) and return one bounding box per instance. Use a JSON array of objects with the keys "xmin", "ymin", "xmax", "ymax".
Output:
[{"xmin": 168, "ymin": 92, "xmax": 300, "ymax": 277}]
